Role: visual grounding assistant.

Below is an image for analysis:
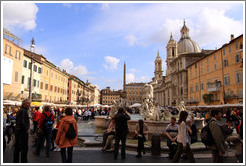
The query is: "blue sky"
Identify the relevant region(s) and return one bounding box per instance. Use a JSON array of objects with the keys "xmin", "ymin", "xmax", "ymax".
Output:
[{"xmin": 2, "ymin": 2, "xmax": 244, "ymax": 90}]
